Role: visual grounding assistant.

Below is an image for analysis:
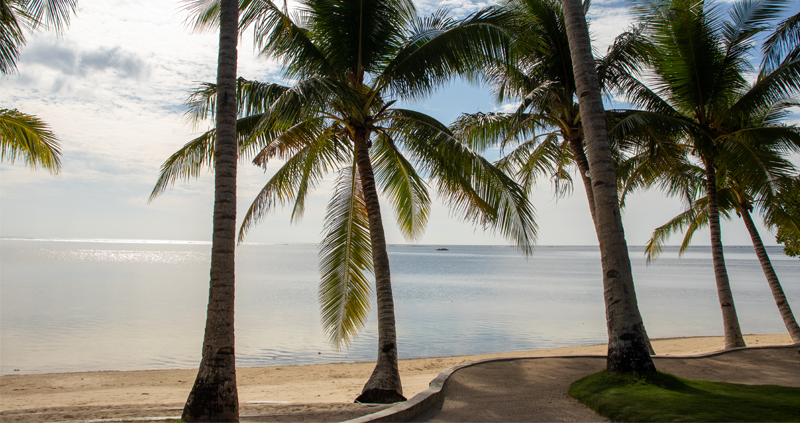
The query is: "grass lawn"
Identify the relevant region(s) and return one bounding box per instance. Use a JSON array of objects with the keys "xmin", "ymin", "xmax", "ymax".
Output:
[{"xmin": 568, "ymin": 371, "xmax": 800, "ymax": 422}]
